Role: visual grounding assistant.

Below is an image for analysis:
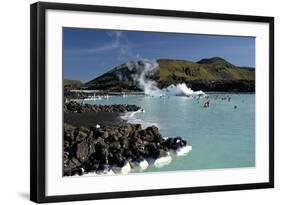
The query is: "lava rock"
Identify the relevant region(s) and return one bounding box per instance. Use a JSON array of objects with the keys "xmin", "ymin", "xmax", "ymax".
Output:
[
  {"xmin": 64, "ymin": 101, "xmax": 142, "ymax": 113},
  {"xmin": 63, "ymin": 123, "xmax": 190, "ymax": 176}
]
